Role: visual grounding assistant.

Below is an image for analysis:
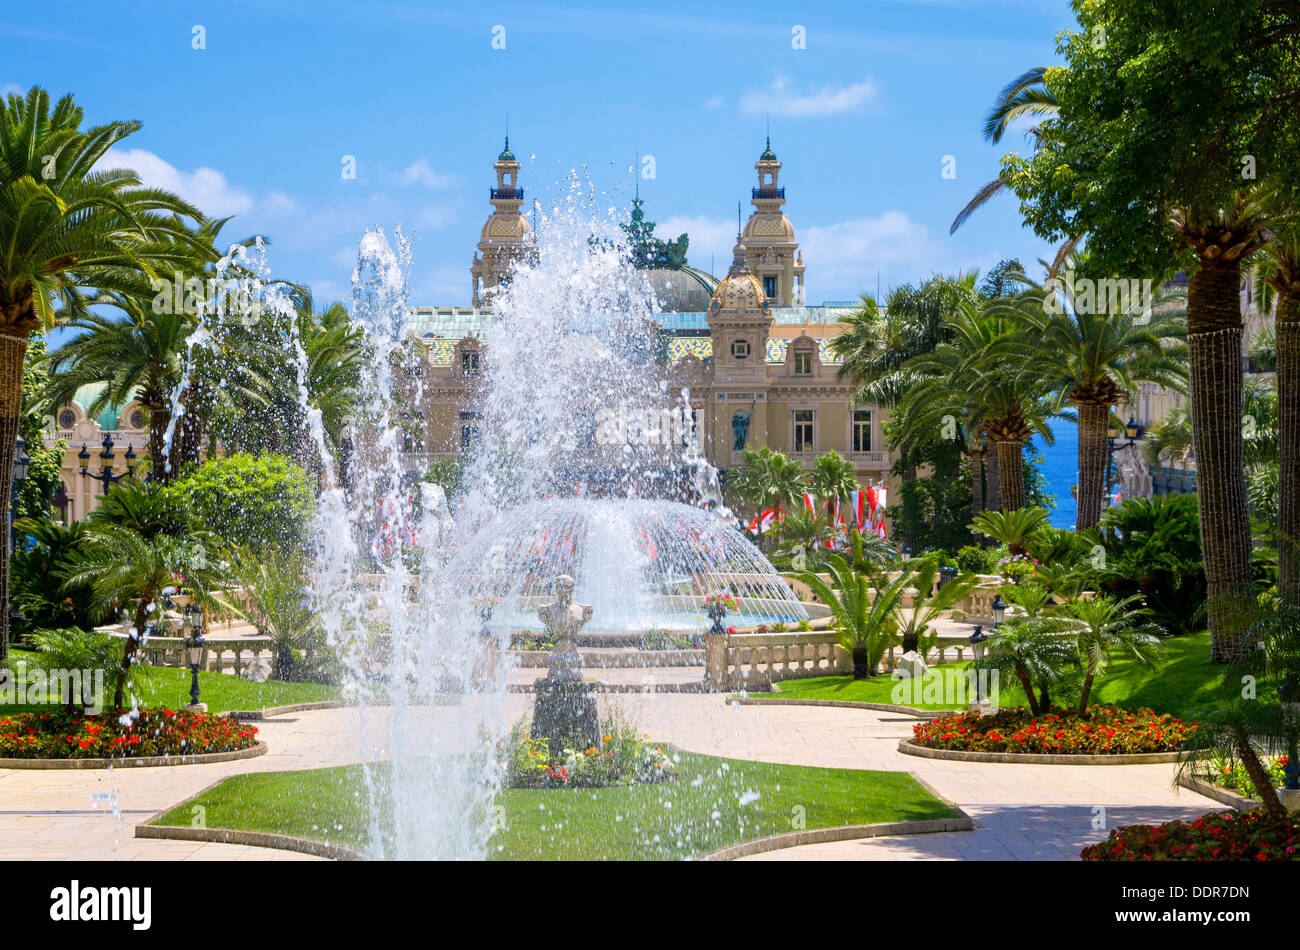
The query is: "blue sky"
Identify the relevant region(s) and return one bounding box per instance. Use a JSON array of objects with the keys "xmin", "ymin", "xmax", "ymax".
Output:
[{"xmin": 7, "ymin": 0, "xmax": 1076, "ymax": 309}]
